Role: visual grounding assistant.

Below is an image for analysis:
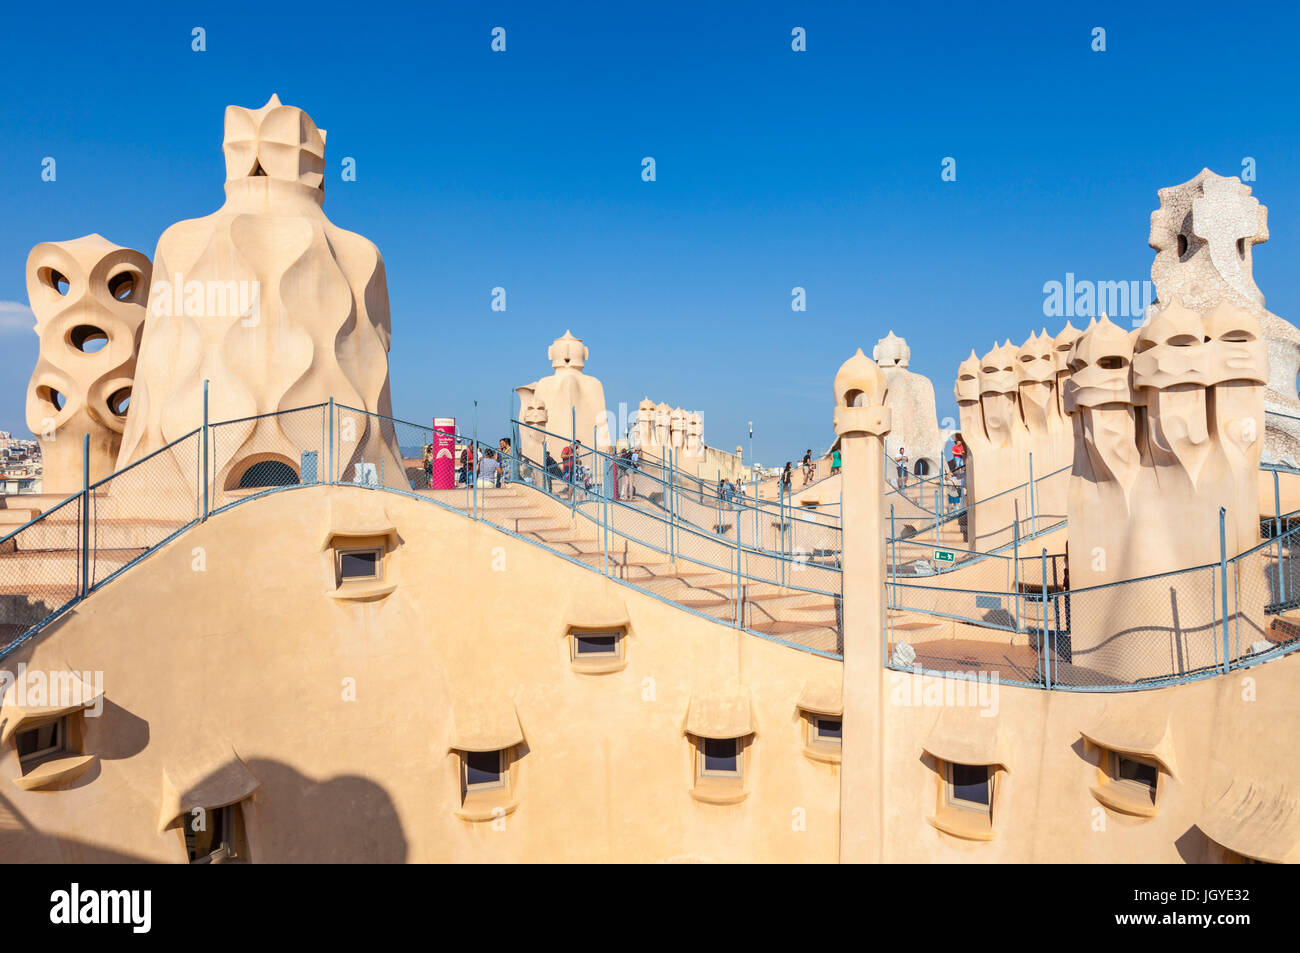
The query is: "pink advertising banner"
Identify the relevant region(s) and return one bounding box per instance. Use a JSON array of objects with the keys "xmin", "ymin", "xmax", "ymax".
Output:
[{"xmin": 432, "ymin": 417, "xmax": 456, "ymax": 490}]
